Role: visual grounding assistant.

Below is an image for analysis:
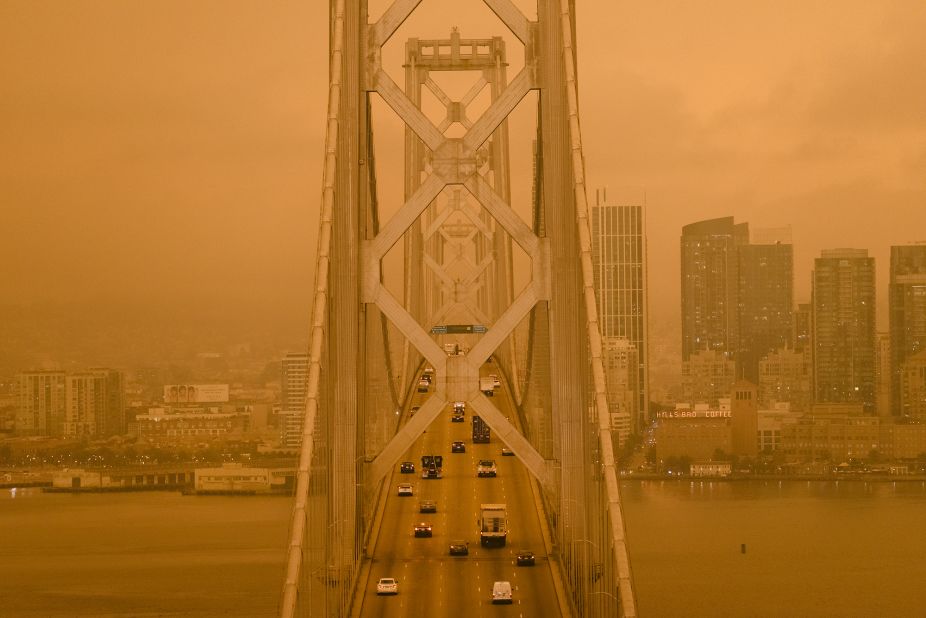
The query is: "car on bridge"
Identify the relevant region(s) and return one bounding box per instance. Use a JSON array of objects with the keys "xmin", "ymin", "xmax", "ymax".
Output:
[
  {"xmin": 376, "ymin": 577, "xmax": 398, "ymax": 595},
  {"xmin": 477, "ymin": 459, "xmax": 497, "ymax": 477},
  {"xmin": 400, "ymin": 461, "xmax": 415, "ymax": 474},
  {"xmin": 418, "ymin": 499, "xmax": 437, "ymax": 513},
  {"xmin": 451, "ymin": 441, "xmax": 465, "ymax": 453},
  {"xmin": 516, "ymin": 549, "xmax": 535, "ymax": 566},
  {"xmin": 492, "ymin": 581, "xmax": 513, "ymax": 604},
  {"xmin": 413, "ymin": 522, "xmax": 433, "ymax": 537},
  {"xmin": 397, "ymin": 483, "xmax": 413, "ymax": 496},
  {"xmin": 501, "ymin": 447, "xmax": 514, "ymax": 456},
  {"xmin": 417, "ymin": 379, "xmax": 429, "ymax": 393},
  {"xmin": 448, "ymin": 540, "xmax": 469, "ymax": 556}
]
